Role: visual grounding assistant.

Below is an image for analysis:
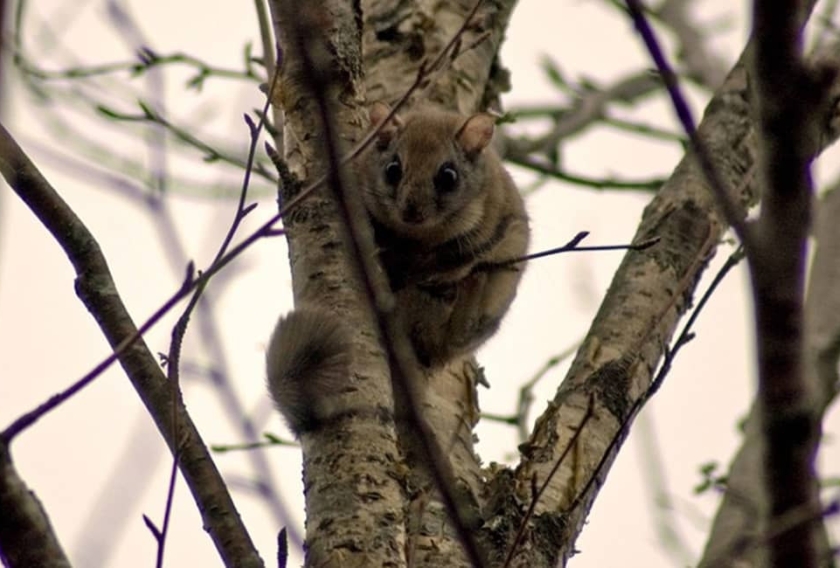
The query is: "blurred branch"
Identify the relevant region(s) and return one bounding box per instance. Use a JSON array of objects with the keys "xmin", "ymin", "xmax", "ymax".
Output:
[
  {"xmin": 12, "ymin": 48, "xmax": 260, "ymax": 86},
  {"xmin": 253, "ymin": 0, "xmax": 283, "ymax": 153},
  {"xmin": 601, "ymin": 115, "xmax": 686, "ymax": 142},
  {"xmin": 655, "ymin": 0, "xmax": 730, "ymax": 88},
  {"xmin": 601, "ymin": 0, "xmax": 731, "ymax": 88},
  {"xmin": 211, "ymin": 432, "xmax": 297, "ymax": 452},
  {"xmin": 504, "ymin": 71, "xmax": 662, "ymax": 156},
  {"xmin": 515, "ymin": 341, "xmax": 580, "ymax": 443},
  {"xmin": 502, "ymin": 70, "xmax": 686, "ymax": 192},
  {"xmin": 506, "ymin": 154, "xmax": 665, "ymax": 191},
  {"xmin": 9, "ymin": 1, "xmax": 275, "ymax": 203},
  {"xmin": 96, "ymin": 102, "xmax": 277, "ymax": 182},
  {"xmin": 28, "ymin": 108, "xmax": 269, "ymax": 198},
  {"xmin": 512, "ymin": 106, "xmax": 685, "ymax": 142},
  {"xmin": 478, "ymin": 339, "xmax": 581, "ymax": 445},
  {"xmin": 807, "ymin": 179, "xmax": 840, "ymax": 411},
  {"xmin": 636, "ymin": 412, "xmax": 694, "ymax": 566},
  {"xmin": 0, "ymin": 0, "xmax": 6, "ymax": 83},
  {"xmin": 746, "ymin": 1, "xmax": 832, "ymax": 564},
  {"xmin": 699, "ymin": 170, "xmax": 840, "ymax": 568}
]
